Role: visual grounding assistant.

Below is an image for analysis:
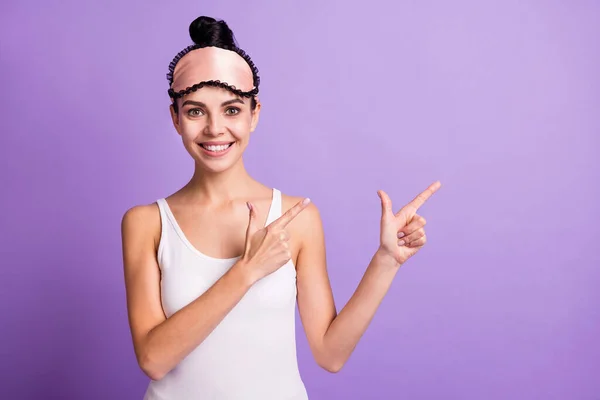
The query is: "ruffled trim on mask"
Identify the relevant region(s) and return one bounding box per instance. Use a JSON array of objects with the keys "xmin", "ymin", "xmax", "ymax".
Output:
[{"xmin": 167, "ymin": 79, "xmax": 259, "ymax": 99}]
